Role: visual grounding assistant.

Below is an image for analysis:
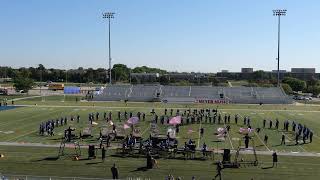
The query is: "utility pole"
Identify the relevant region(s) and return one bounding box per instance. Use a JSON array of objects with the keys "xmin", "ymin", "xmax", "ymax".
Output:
[
  {"xmin": 103, "ymin": 12, "xmax": 115, "ymax": 84},
  {"xmin": 273, "ymin": 9, "xmax": 287, "ymax": 87}
]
